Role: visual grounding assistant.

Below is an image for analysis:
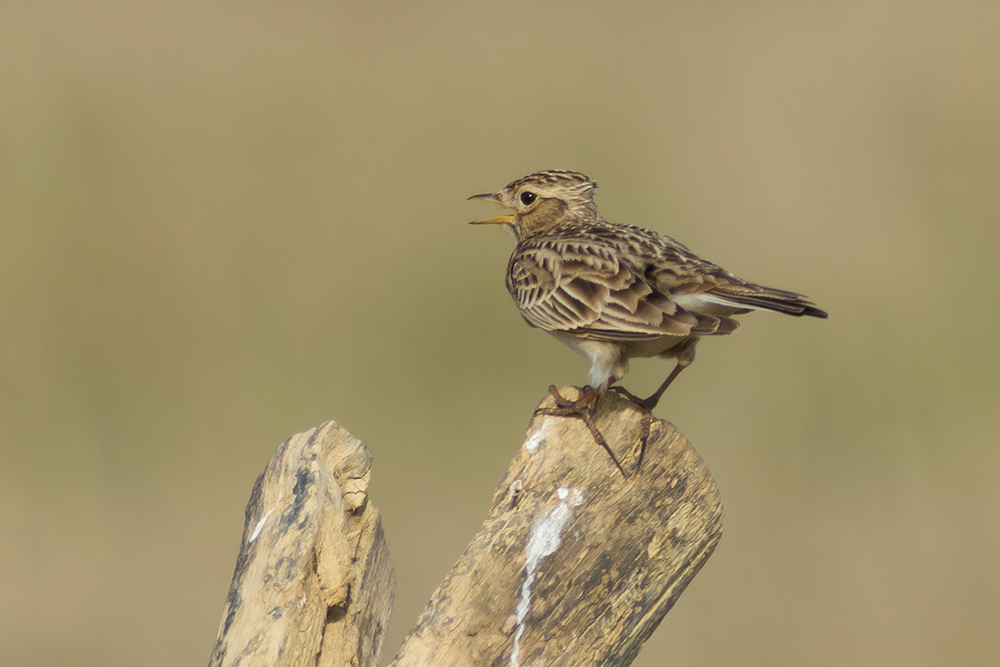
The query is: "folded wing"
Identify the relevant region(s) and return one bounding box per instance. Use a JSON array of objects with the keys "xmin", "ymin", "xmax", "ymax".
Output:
[{"xmin": 506, "ymin": 238, "xmax": 741, "ymax": 341}]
